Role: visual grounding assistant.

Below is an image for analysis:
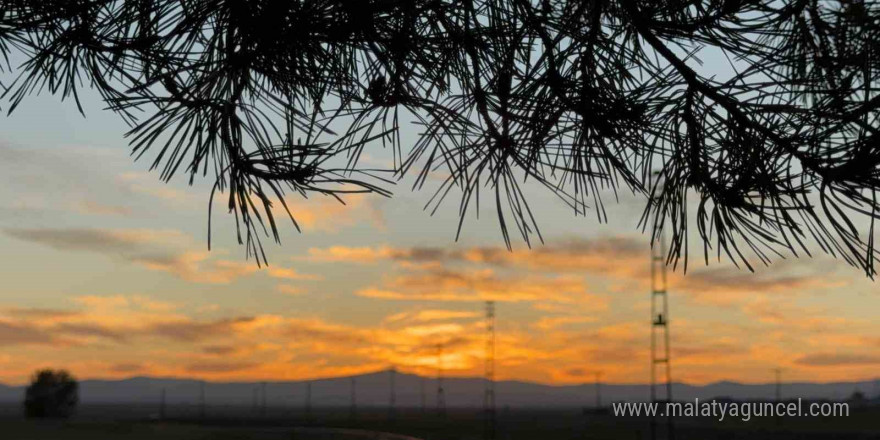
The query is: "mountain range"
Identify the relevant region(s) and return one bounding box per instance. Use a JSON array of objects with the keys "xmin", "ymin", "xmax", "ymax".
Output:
[{"xmin": 1, "ymin": 371, "xmax": 876, "ymax": 408}]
